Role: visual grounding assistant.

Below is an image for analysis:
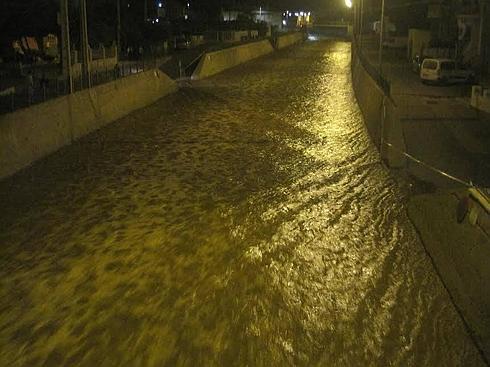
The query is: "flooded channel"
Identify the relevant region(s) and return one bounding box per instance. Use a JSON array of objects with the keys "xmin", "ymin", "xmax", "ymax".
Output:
[{"xmin": 0, "ymin": 41, "xmax": 484, "ymax": 366}]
